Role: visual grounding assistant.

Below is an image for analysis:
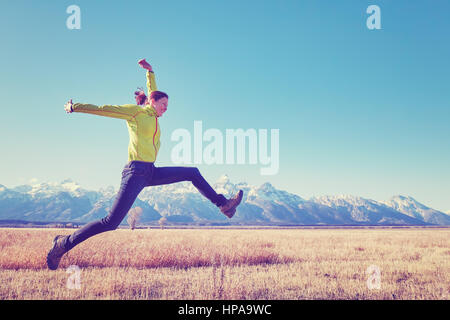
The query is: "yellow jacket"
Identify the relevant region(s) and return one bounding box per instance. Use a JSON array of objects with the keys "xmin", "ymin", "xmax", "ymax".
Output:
[{"xmin": 72, "ymin": 71, "xmax": 161, "ymax": 162}]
